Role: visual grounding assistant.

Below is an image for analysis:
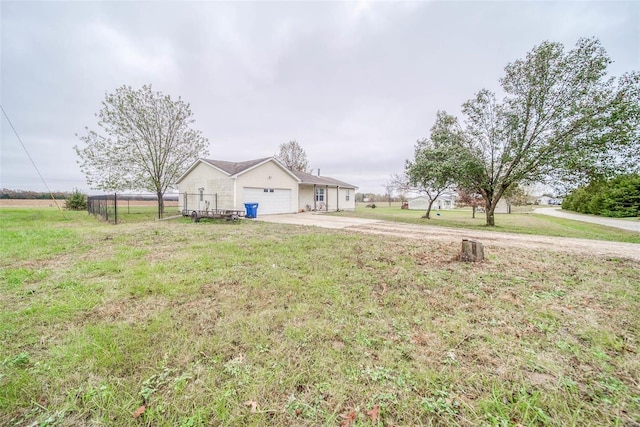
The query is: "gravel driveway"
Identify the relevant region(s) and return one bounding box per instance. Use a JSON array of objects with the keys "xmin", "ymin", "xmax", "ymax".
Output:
[{"xmin": 258, "ymin": 212, "xmax": 640, "ymax": 262}]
